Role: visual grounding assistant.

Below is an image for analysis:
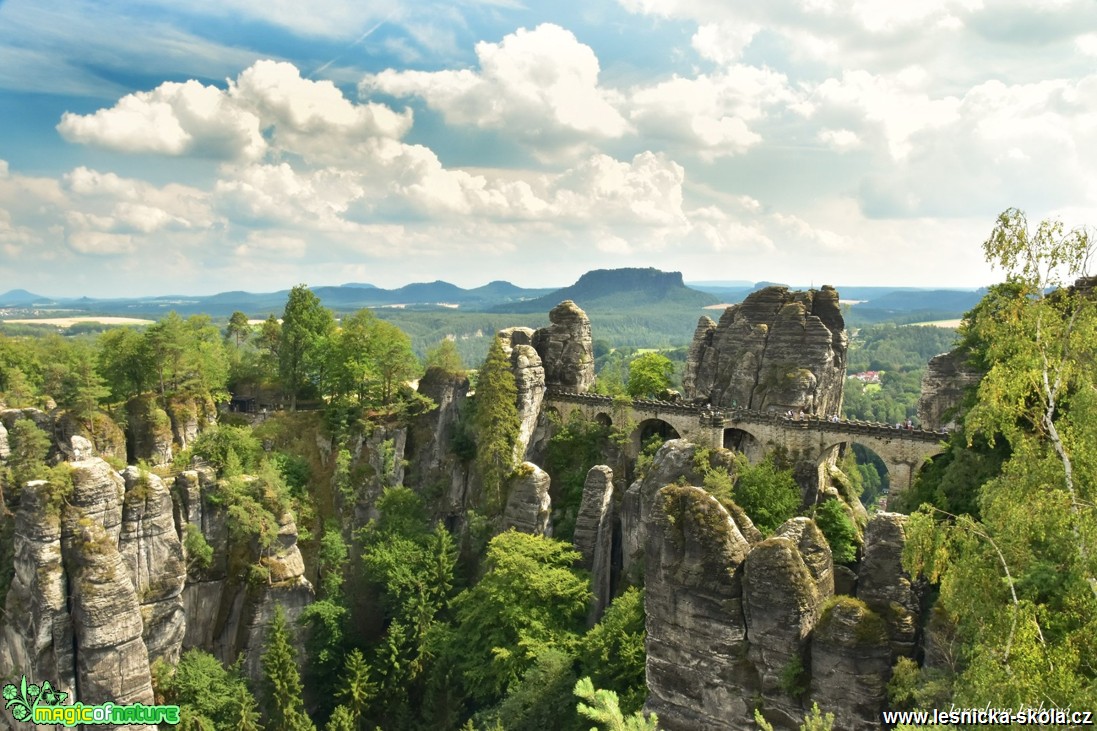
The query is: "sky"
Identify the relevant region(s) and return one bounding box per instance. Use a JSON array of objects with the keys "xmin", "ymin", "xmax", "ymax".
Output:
[{"xmin": 2, "ymin": 0, "xmax": 1097, "ymax": 297}]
